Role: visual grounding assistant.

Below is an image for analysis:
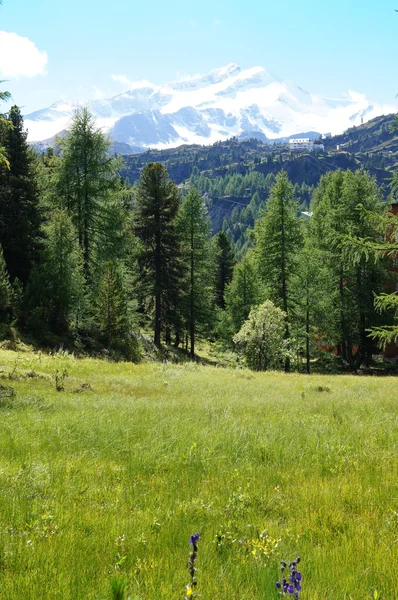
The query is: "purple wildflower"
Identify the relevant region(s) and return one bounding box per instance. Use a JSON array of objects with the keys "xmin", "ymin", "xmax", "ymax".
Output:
[
  {"xmin": 189, "ymin": 533, "xmax": 200, "ymax": 546},
  {"xmin": 276, "ymin": 557, "xmax": 303, "ymax": 597}
]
